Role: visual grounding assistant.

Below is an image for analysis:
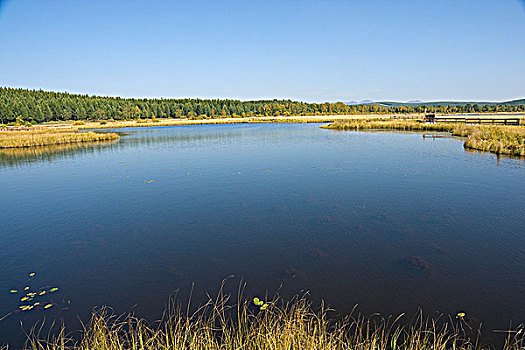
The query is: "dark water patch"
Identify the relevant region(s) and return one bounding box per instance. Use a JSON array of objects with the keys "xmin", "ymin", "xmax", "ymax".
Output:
[
  {"xmin": 0, "ymin": 123, "xmax": 524, "ymax": 347},
  {"xmin": 400, "ymin": 255, "xmax": 432, "ymax": 272},
  {"xmin": 424, "ymin": 243, "xmax": 448, "ymax": 254}
]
